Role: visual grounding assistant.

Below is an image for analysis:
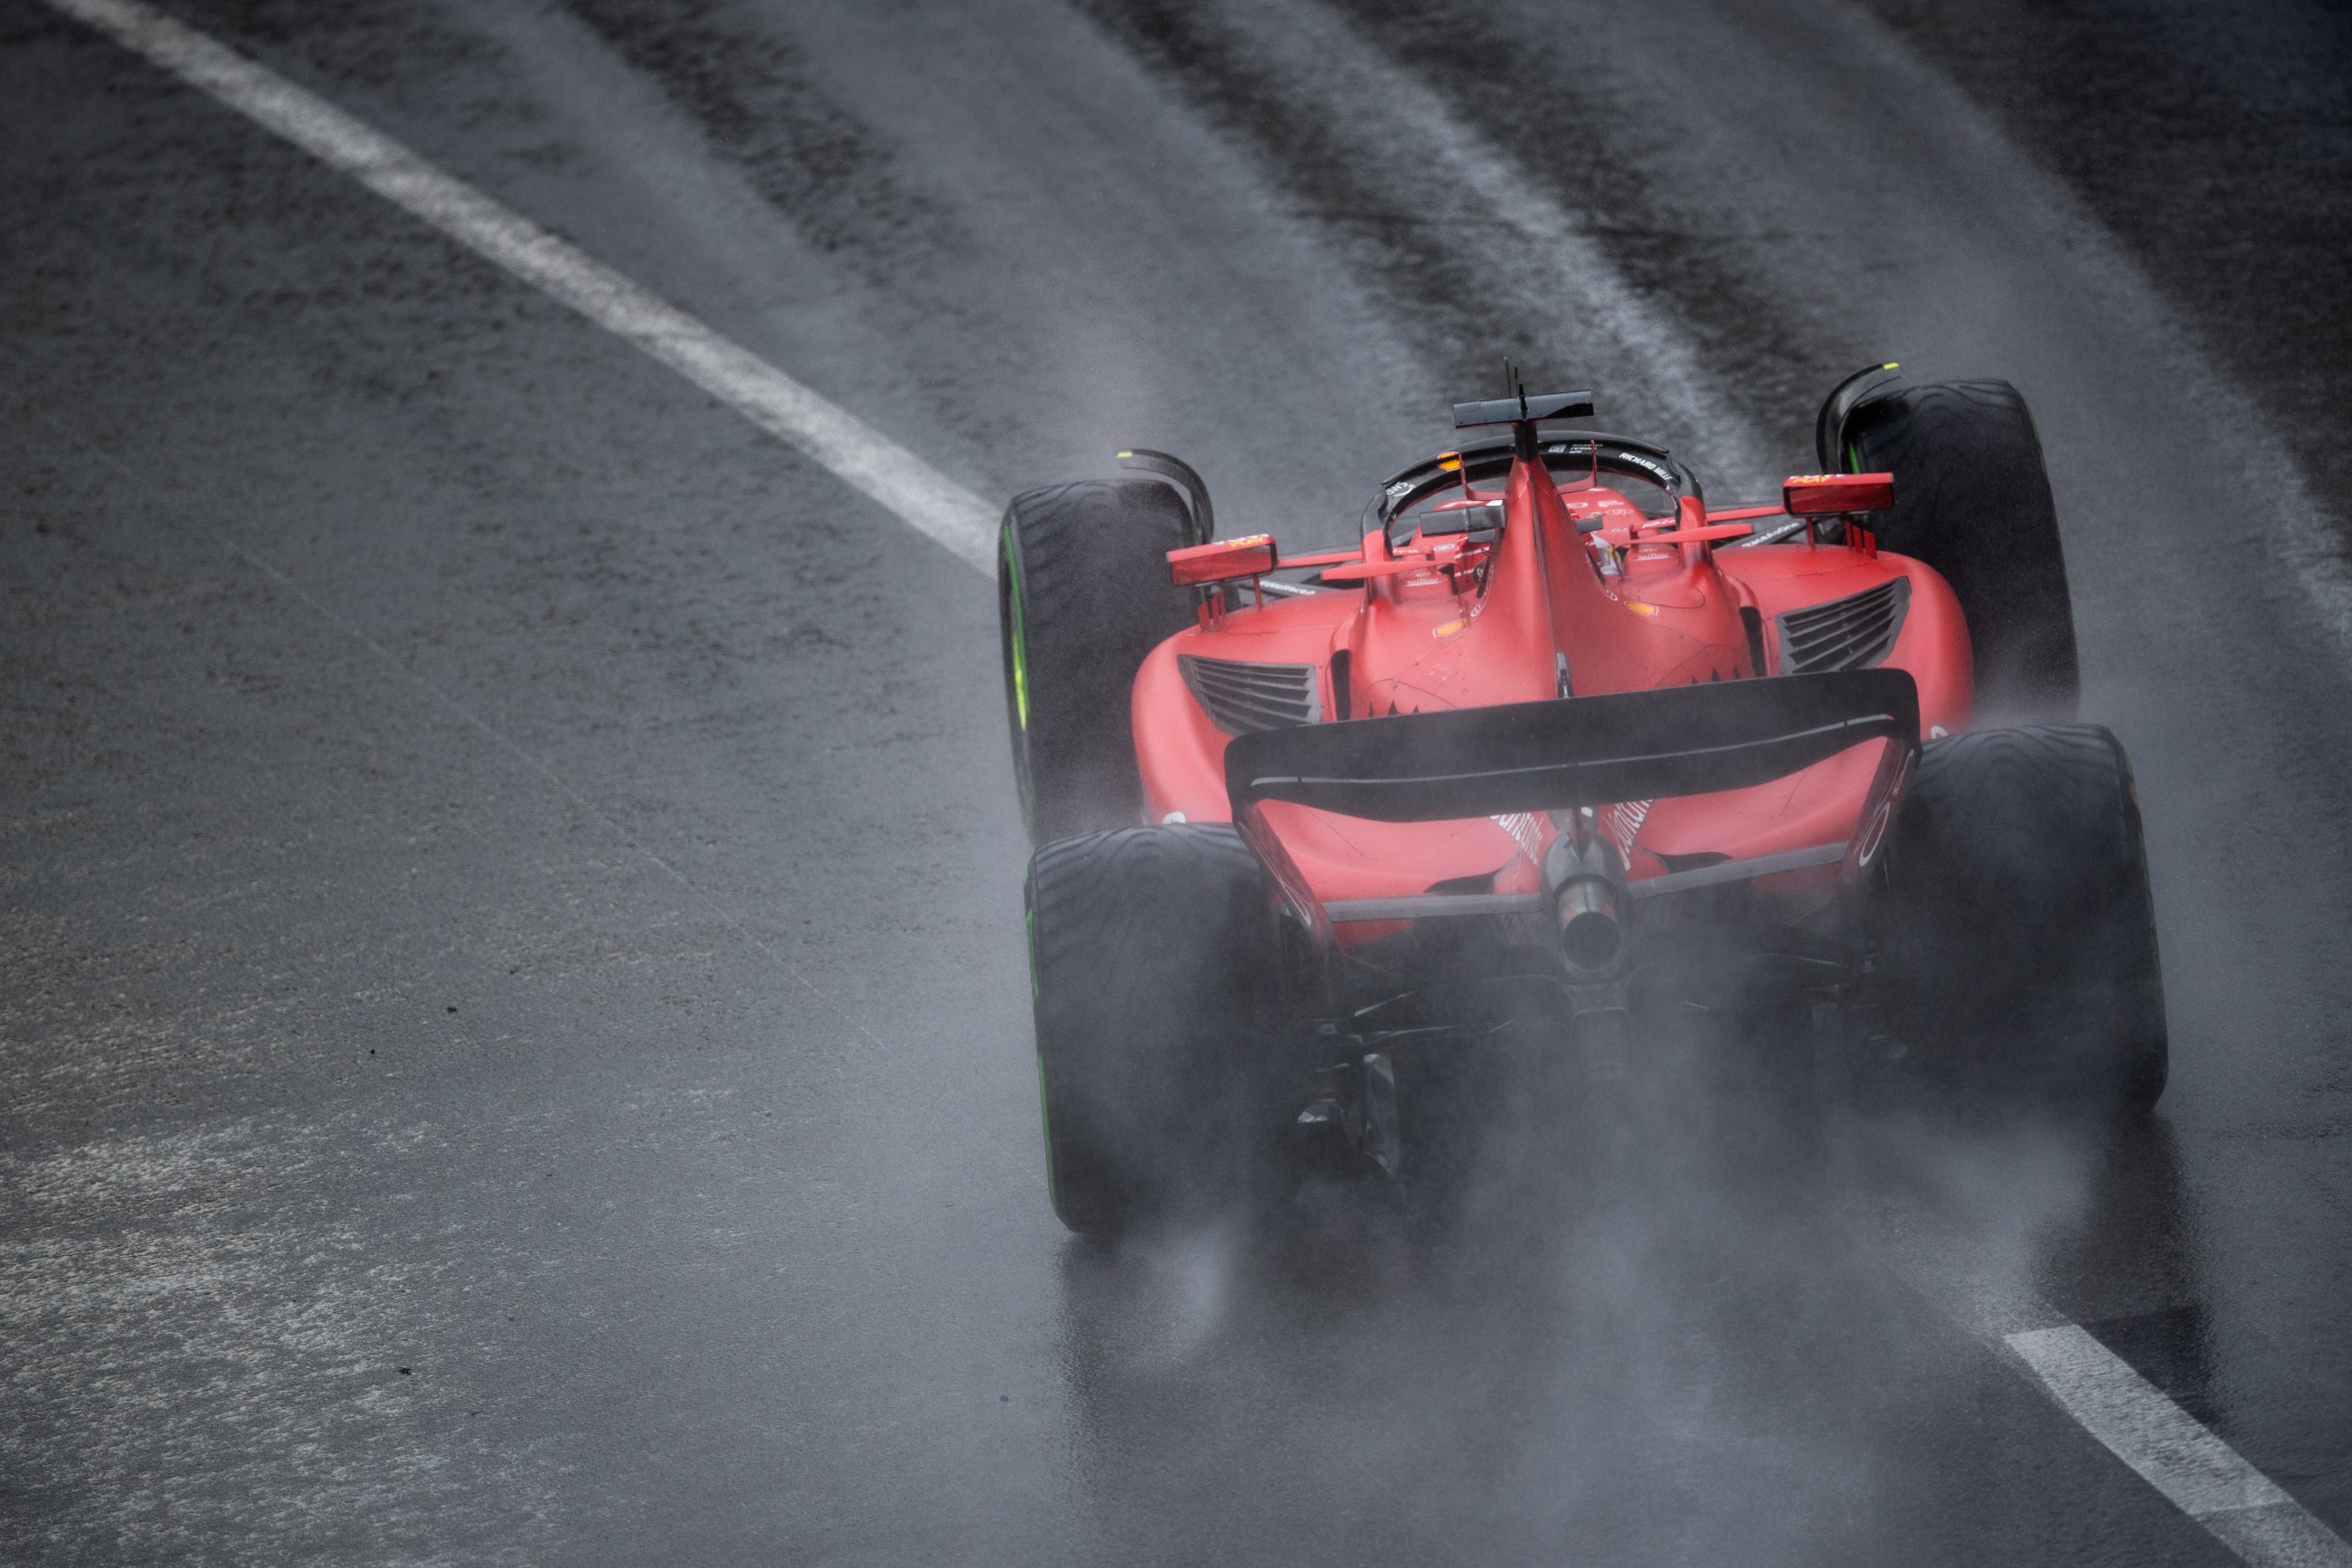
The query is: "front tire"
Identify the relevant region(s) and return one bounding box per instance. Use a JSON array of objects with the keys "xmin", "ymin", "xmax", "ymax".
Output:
[
  {"xmin": 1875, "ymin": 725, "xmax": 2168, "ymax": 1110},
  {"xmin": 1843, "ymin": 379, "xmax": 2082, "ymax": 718},
  {"xmin": 998, "ymin": 481, "xmax": 1195, "ymax": 843},
  {"xmin": 1025, "ymin": 826, "xmax": 1289, "ymax": 1236}
]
